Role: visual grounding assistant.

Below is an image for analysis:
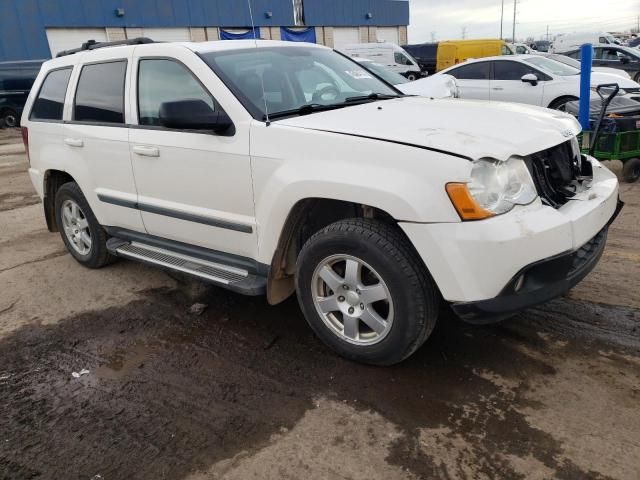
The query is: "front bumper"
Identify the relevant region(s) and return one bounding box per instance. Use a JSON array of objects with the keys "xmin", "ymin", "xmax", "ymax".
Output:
[
  {"xmin": 400, "ymin": 159, "xmax": 620, "ymax": 317},
  {"xmin": 452, "ymin": 199, "xmax": 622, "ymax": 323}
]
